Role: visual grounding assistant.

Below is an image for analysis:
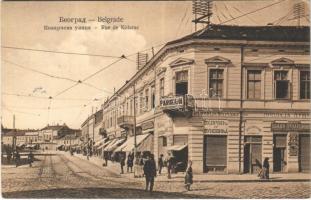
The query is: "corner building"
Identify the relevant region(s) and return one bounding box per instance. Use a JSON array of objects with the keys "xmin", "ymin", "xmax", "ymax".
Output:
[{"xmin": 101, "ymin": 25, "xmax": 310, "ymax": 174}]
